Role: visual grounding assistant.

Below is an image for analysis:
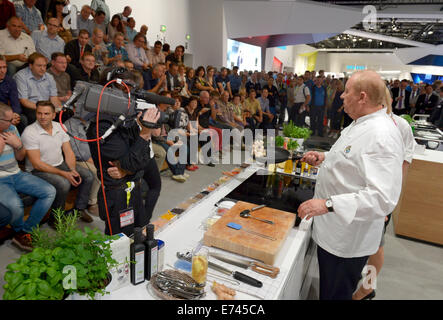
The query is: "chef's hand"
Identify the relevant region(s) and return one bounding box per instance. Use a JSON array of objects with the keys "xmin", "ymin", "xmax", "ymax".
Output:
[
  {"xmin": 301, "ymin": 151, "xmax": 325, "ymax": 166},
  {"xmin": 298, "ymin": 199, "xmax": 328, "ymax": 220},
  {"xmin": 108, "ymin": 161, "xmax": 127, "ymax": 179}
]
